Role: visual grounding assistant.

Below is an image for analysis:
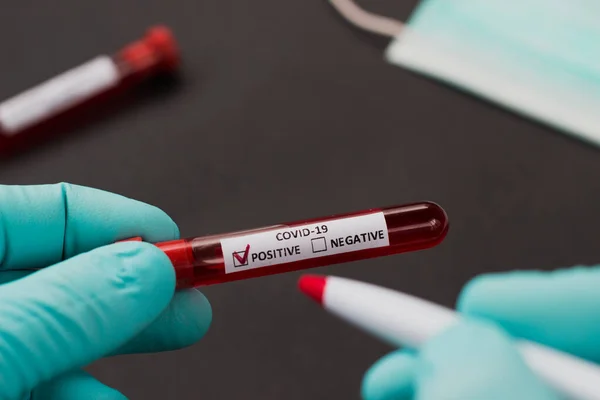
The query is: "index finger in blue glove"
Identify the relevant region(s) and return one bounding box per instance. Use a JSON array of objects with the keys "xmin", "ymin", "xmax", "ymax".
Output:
[
  {"xmin": 111, "ymin": 288, "xmax": 212, "ymax": 355},
  {"xmin": 457, "ymin": 266, "xmax": 600, "ymax": 362},
  {"xmin": 0, "ymin": 241, "xmax": 174, "ymax": 399},
  {"xmin": 33, "ymin": 370, "xmax": 127, "ymax": 400},
  {"xmin": 0, "ymin": 183, "xmax": 179, "ymax": 270}
]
